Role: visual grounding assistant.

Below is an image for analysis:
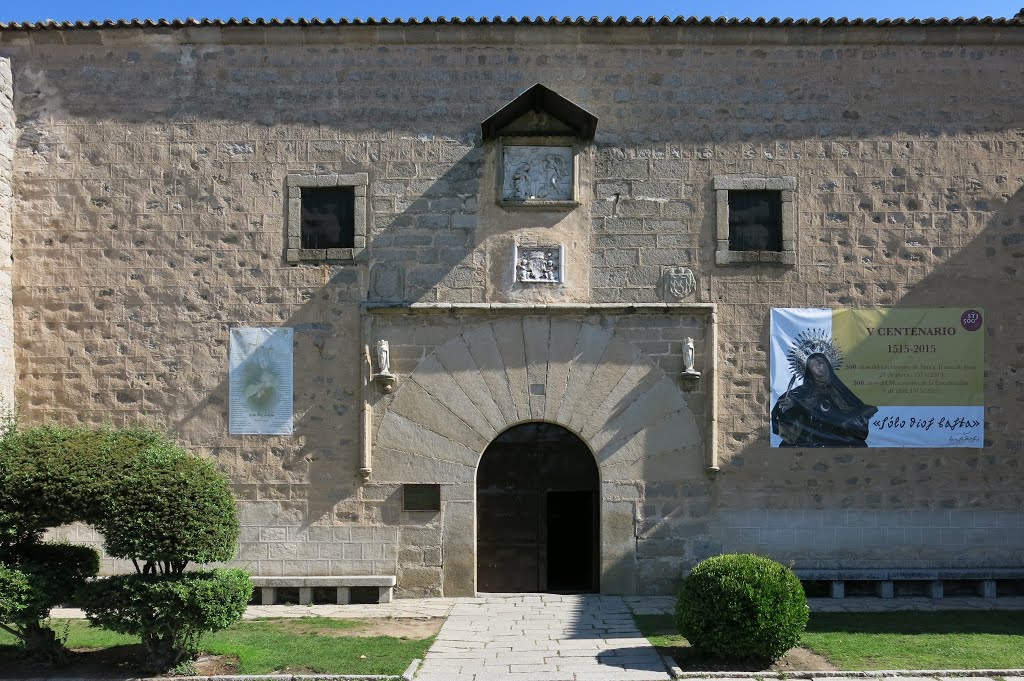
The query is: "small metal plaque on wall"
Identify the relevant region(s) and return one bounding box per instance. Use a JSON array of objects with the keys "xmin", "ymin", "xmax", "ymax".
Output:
[{"xmin": 403, "ymin": 484, "xmax": 441, "ymax": 512}]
